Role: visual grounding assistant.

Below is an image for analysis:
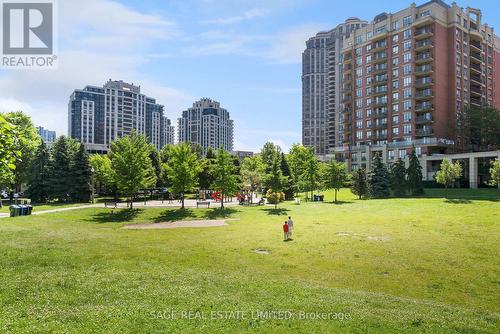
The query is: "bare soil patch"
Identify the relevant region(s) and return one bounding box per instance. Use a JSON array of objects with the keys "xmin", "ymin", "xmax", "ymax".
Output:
[{"xmin": 123, "ymin": 220, "xmax": 227, "ymax": 230}]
